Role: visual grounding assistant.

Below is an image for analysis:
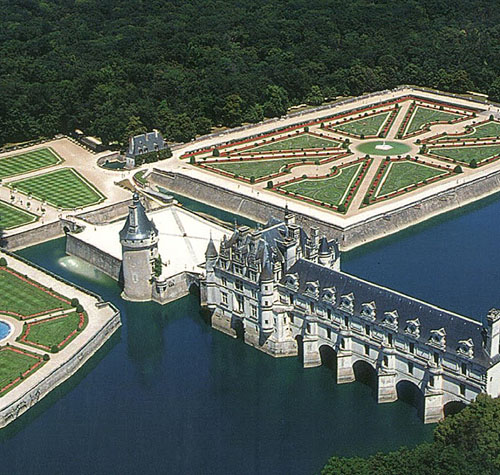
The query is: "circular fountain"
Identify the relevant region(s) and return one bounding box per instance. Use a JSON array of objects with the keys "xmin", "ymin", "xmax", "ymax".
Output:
[
  {"xmin": 356, "ymin": 140, "xmax": 411, "ymax": 156},
  {"xmin": 0, "ymin": 320, "xmax": 13, "ymax": 342}
]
